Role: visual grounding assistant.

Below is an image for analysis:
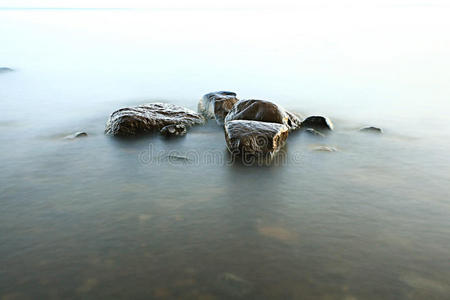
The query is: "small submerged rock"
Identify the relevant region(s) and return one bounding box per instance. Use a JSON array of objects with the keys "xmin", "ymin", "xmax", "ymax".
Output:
[
  {"xmin": 160, "ymin": 124, "xmax": 187, "ymax": 136},
  {"xmin": 64, "ymin": 131, "xmax": 88, "ymax": 140},
  {"xmin": 311, "ymin": 145, "xmax": 338, "ymax": 152},
  {"xmin": 0, "ymin": 67, "xmax": 13, "ymax": 73},
  {"xmin": 225, "ymin": 99, "xmax": 302, "ymax": 131},
  {"xmin": 304, "ymin": 128, "xmax": 325, "ymax": 137},
  {"xmin": 360, "ymin": 126, "xmax": 383, "ymax": 134},
  {"xmin": 215, "ymin": 273, "xmax": 253, "ymax": 298},
  {"xmin": 301, "ymin": 116, "xmax": 334, "ymax": 132},
  {"xmin": 224, "ymin": 120, "xmax": 289, "ymax": 157},
  {"xmin": 105, "ymin": 103, "xmax": 205, "ymax": 136},
  {"xmin": 257, "ymin": 225, "xmax": 298, "ymax": 242},
  {"xmin": 198, "ymin": 91, "xmax": 239, "ymax": 125}
]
